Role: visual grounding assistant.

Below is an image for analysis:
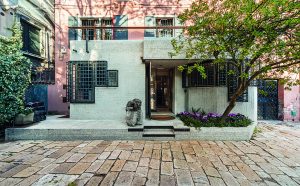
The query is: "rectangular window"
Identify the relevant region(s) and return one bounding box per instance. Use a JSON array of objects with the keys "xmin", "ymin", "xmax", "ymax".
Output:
[
  {"xmin": 68, "ymin": 61, "xmax": 118, "ymax": 103},
  {"xmin": 82, "ymin": 19, "xmax": 99, "ymax": 40},
  {"xmin": 81, "ymin": 18, "xmax": 113, "ymax": 40},
  {"xmin": 182, "ymin": 62, "xmax": 248, "ymax": 102},
  {"xmin": 156, "ymin": 18, "xmax": 174, "ymax": 38},
  {"xmin": 20, "ymin": 19, "xmax": 41, "ymax": 55},
  {"xmin": 108, "ymin": 70, "xmax": 118, "ymax": 87}
]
